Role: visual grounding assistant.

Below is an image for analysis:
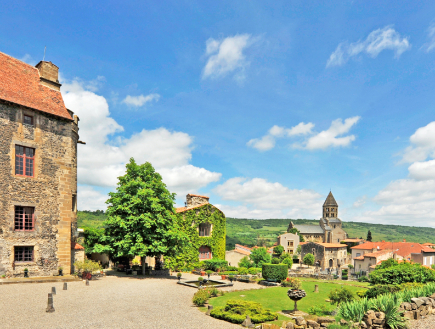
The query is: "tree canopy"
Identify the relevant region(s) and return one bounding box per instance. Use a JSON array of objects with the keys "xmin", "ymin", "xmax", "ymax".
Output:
[
  {"xmin": 303, "ymin": 253, "xmax": 315, "ymax": 267},
  {"xmin": 250, "ymin": 247, "xmax": 272, "ymax": 267},
  {"xmin": 367, "ymin": 230, "xmax": 373, "ymax": 242},
  {"xmin": 100, "ymin": 159, "xmax": 188, "ymax": 262}
]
